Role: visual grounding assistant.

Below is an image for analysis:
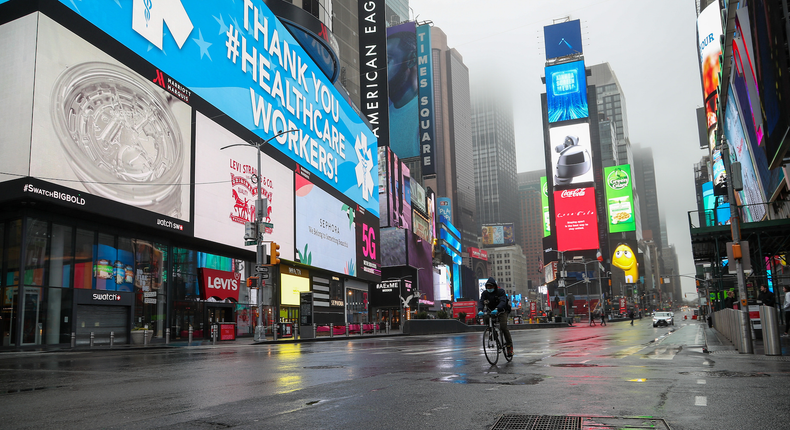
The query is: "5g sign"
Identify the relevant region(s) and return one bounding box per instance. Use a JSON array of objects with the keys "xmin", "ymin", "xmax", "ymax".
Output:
[{"xmin": 356, "ymin": 207, "xmax": 381, "ymax": 280}]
